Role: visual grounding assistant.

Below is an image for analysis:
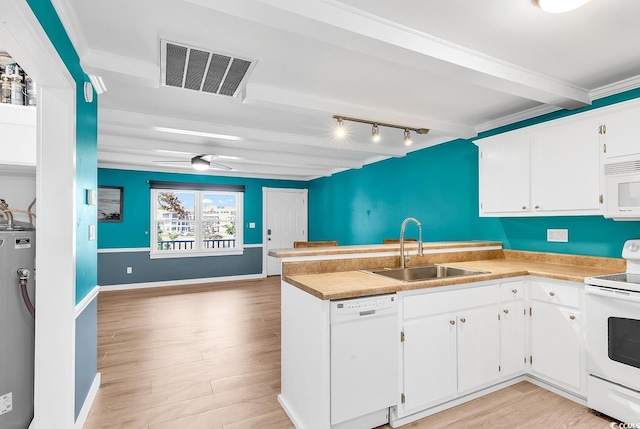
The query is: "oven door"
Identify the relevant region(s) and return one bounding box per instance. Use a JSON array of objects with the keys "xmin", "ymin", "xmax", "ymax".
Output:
[{"xmin": 585, "ymin": 285, "xmax": 640, "ymax": 390}]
